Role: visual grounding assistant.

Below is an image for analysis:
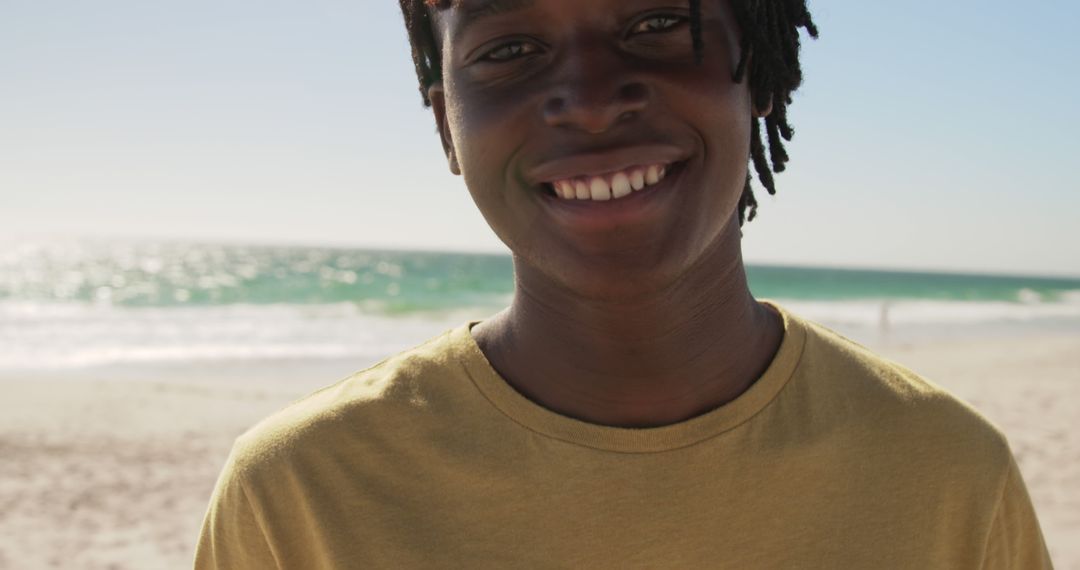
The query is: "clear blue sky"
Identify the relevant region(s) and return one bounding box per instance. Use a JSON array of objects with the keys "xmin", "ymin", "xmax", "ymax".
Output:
[{"xmin": 2, "ymin": 0, "xmax": 1078, "ymax": 277}]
